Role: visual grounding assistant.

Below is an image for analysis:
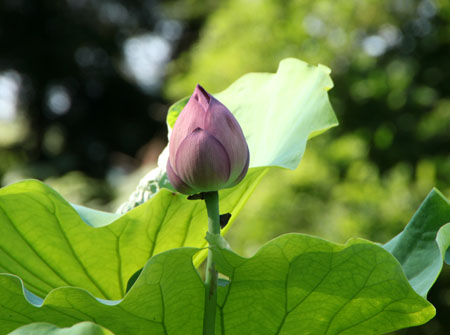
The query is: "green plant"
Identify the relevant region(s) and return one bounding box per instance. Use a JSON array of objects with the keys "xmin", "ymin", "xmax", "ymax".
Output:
[{"xmin": 0, "ymin": 58, "xmax": 449, "ymax": 335}]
